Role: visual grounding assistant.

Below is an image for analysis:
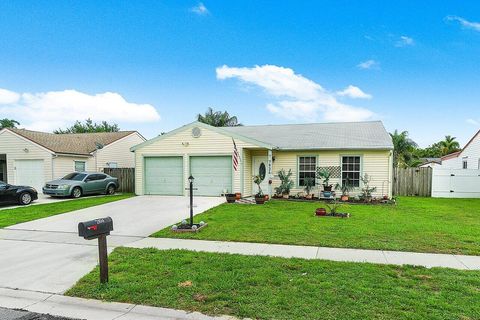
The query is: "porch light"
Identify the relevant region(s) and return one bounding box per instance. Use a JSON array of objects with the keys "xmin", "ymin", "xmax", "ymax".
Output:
[{"xmin": 188, "ymin": 175, "xmax": 195, "ymax": 183}]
